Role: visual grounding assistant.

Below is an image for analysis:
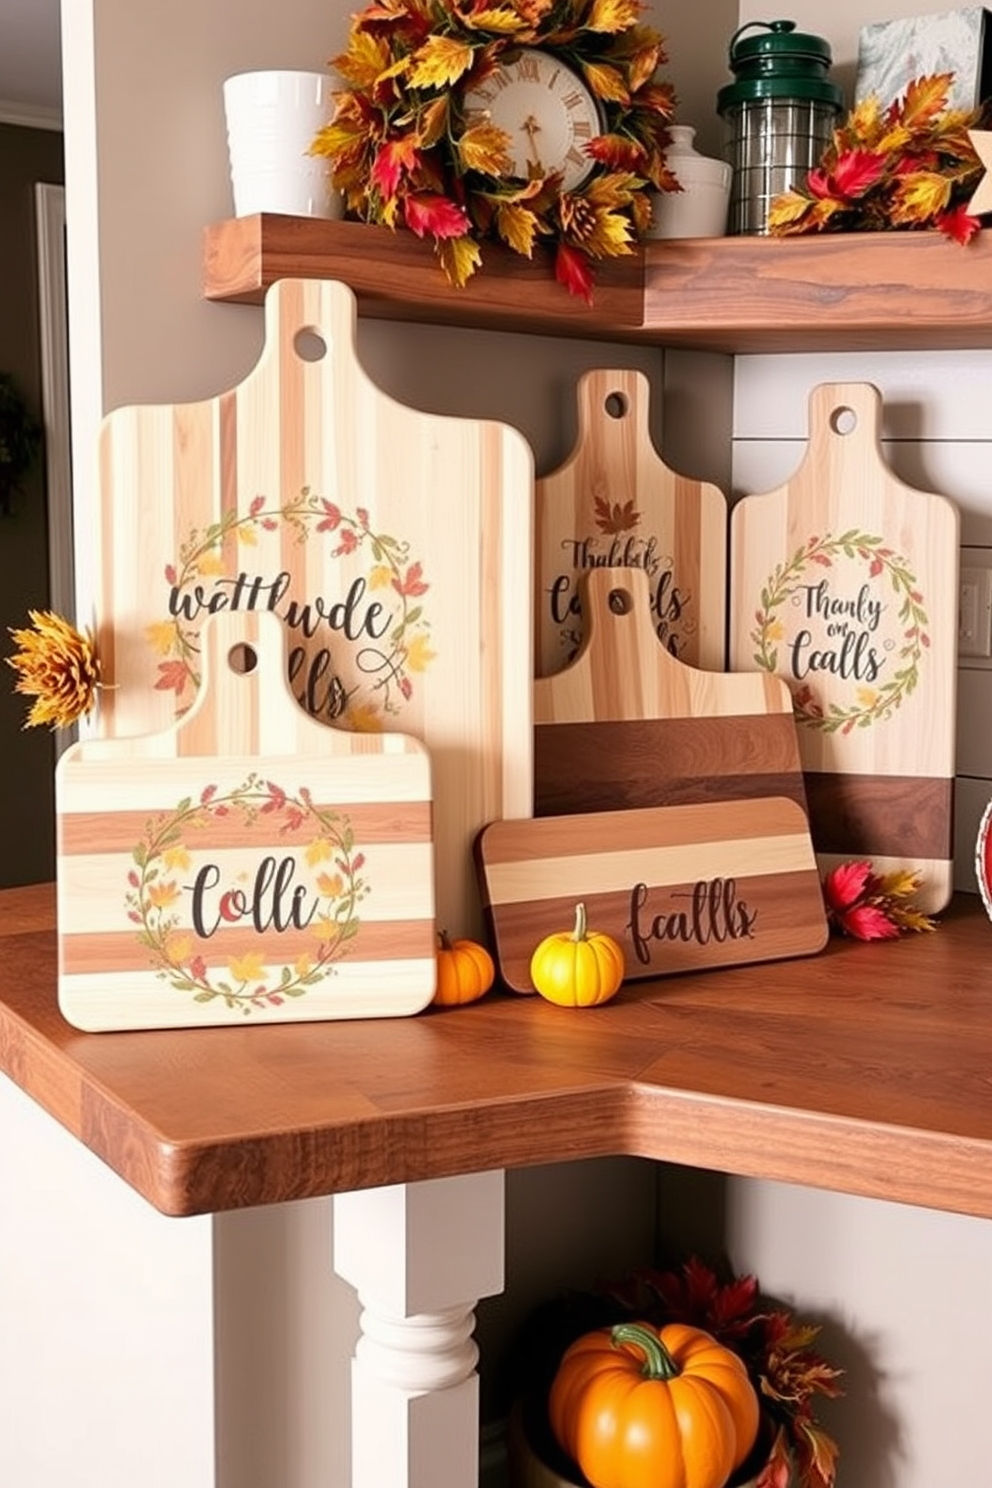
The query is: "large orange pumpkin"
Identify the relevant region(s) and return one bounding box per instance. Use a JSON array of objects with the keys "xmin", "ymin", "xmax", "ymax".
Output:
[{"xmin": 548, "ymin": 1320, "xmax": 759, "ymax": 1488}]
